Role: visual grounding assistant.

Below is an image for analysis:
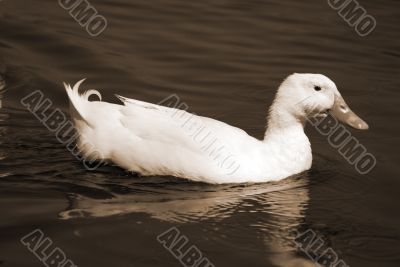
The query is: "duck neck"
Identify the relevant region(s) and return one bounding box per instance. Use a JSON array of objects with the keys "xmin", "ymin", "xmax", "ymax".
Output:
[
  {"xmin": 264, "ymin": 102, "xmax": 306, "ymax": 140},
  {"xmin": 262, "ymin": 103, "xmax": 312, "ymax": 175}
]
